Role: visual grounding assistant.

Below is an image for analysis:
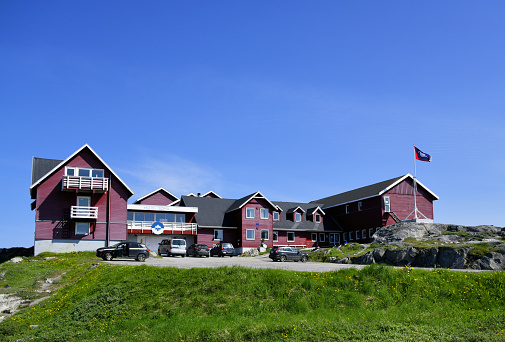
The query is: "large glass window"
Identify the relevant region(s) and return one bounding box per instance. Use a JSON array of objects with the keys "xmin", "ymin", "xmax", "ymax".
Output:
[
  {"xmin": 78, "ymin": 168, "xmax": 90, "ymax": 177},
  {"xmin": 246, "ymin": 208, "xmax": 254, "ymax": 218},
  {"xmin": 175, "ymin": 214, "xmax": 185, "ymax": 223},
  {"xmin": 287, "ymin": 232, "xmax": 295, "ymax": 242},
  {"xmin": 127, "ymin": 212, "xmax": 133, "ymax": 221},
  {"xmin": 246, "ymin": 229, "xmax": 255, "ymax": 240},
  {"xmin": 156, "ymin": 213, "xmax": 166, "ymax": 222},
  {"xmin": 91, "ymin": 169, "xmax": 104, "ymax": 178},
  {"xmin": 260, "ymin": 229, "xmax": 269, "ymax": 240},
  {"xmin": 260, "ymin": 208, "xmax": 269, "ymax": 219},
  {"xmin": 145, "ymin": 212, "xmax": 155, "ymax": 222},
  {"xmin": 166, "ymin": 213, "xmax": 175, "ymax": 222},
  {"xmin": 134, "ymin": 212, "xmax": 145, "ymax": 221}
]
